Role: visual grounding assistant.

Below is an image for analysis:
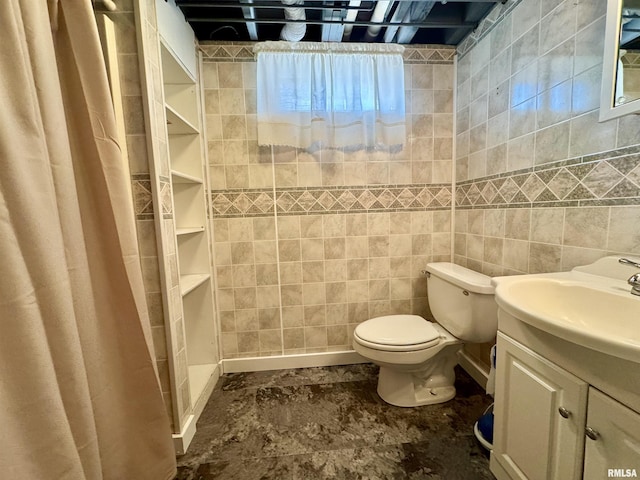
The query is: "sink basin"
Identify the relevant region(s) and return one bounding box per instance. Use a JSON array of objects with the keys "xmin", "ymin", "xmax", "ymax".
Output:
[{"xmin": 493, "ymin": 257, "xmax": 640, "ymax": 364}]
